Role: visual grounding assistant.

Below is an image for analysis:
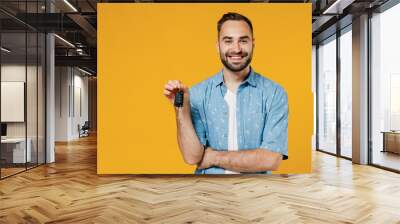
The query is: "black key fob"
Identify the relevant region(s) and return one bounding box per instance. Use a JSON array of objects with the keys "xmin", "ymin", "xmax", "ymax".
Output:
[{"xmin": 174, "ymin": 90, "xmax": 184, "ymax": 107}]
